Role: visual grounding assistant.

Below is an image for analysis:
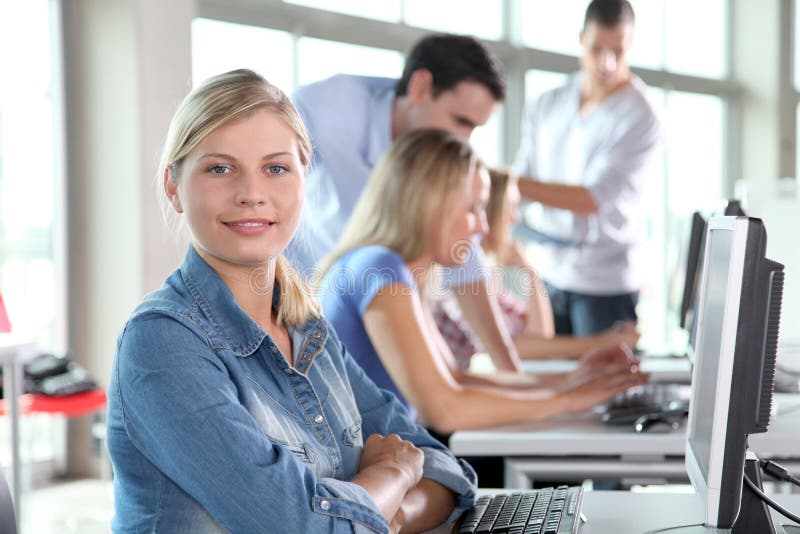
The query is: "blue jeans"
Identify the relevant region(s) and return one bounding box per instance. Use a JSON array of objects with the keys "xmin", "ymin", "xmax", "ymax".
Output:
[{"xmin": 545, "ymin": 282, "xmax": 639, "ymax": 336}]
